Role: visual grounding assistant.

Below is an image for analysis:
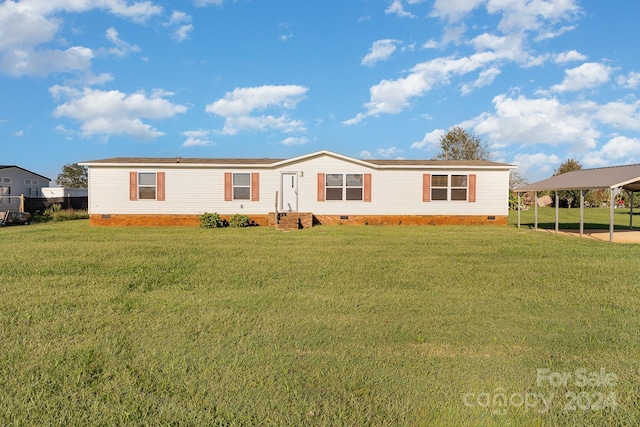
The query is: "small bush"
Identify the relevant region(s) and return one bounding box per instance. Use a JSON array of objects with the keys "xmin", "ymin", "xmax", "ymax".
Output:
[
  {"xmin": 199, "ymin": 212, "xmax": 225, "ymax": 228},
  {"xmin": 229, "ymin": 214, "xmax": 251, "ymax": 228}
]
